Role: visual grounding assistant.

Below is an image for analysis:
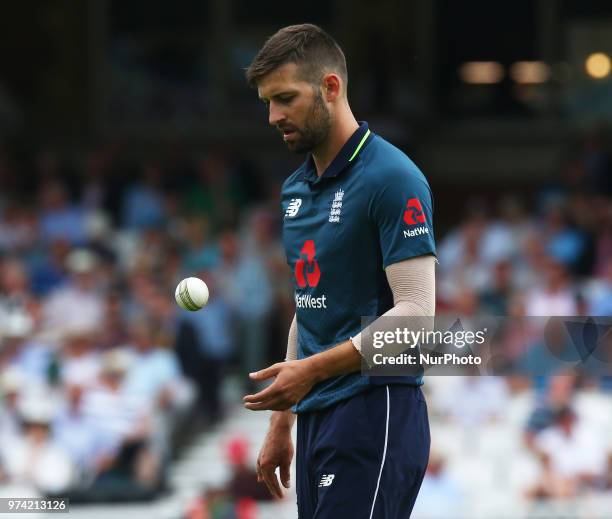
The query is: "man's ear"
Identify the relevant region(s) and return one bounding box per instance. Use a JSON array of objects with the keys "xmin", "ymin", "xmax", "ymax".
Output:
[{"xmin": 321, "ymin": 73, "xmax": 342, "ymax": 101}]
